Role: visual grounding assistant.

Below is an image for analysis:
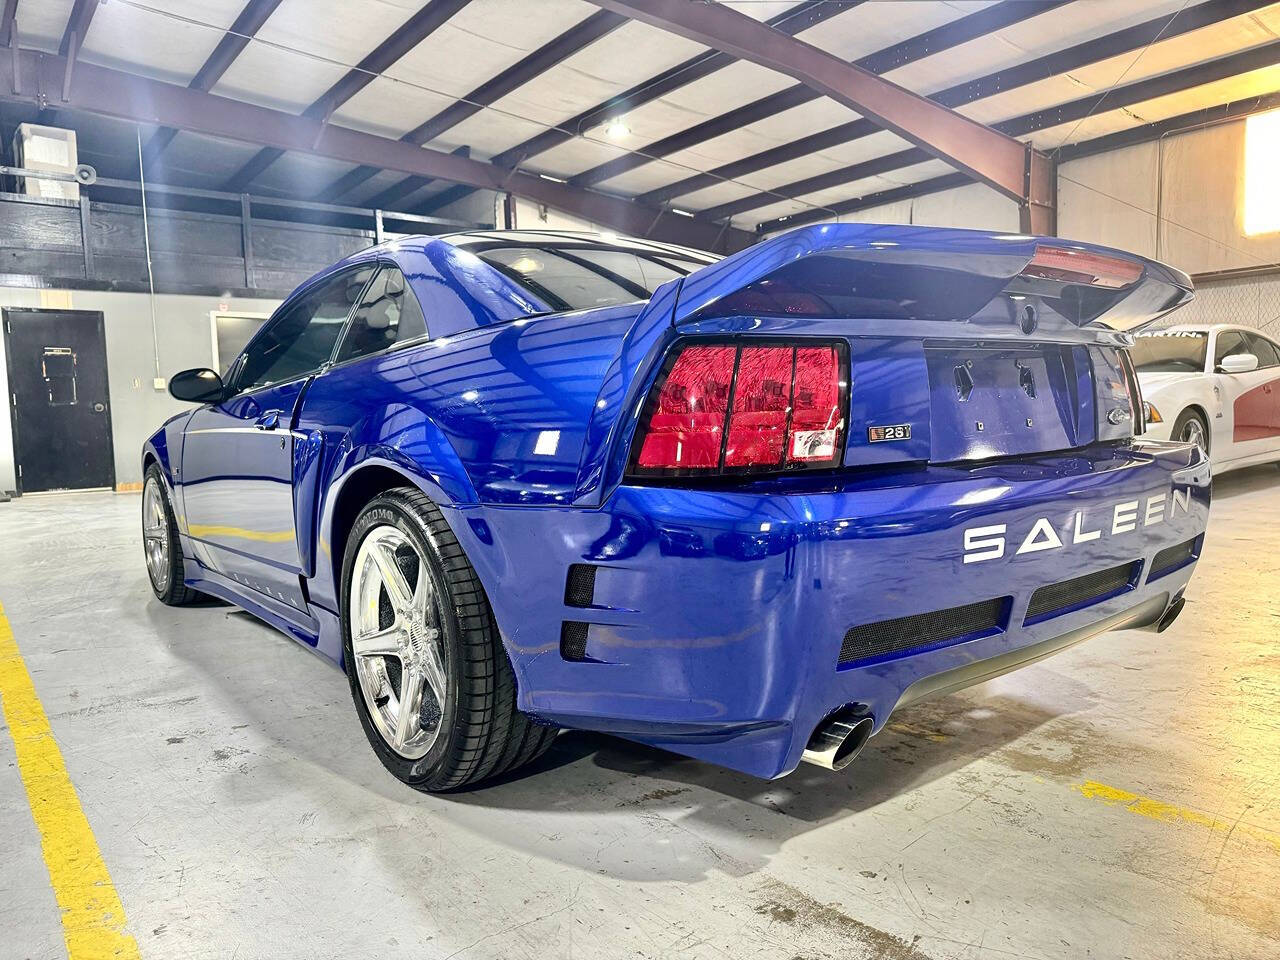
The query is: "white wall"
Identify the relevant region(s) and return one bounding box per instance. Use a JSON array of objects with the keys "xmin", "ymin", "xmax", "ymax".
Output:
[
  {"xmin": 1058, "ymin": 118, "xmax": 1280, "ymax": 275},
  {"xmin": 834, "ymin": 181, "xmax": 1023, "ymax": 234},
  {"xmin": 429, "ymin": 189, "xmax": 502, "ymax": 229},
  {"xmin": 0, "ymin": 288, "xmax": 280, "ymax": 493},
  {"xmin": 510, "ymin": 195, "xmax": 604, "ymax": 233}
]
